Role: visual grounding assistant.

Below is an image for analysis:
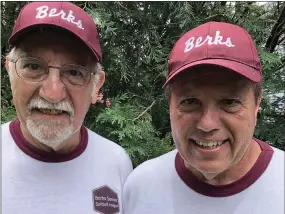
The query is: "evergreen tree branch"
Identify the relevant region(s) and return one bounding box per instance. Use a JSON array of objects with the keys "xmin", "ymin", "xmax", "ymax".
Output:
[
  {"xmin": 133, "ymin": 101, "xmax": 156, "ymax": 121},
  {"xmin": 278, "ymin": 35, "xmax": 285, "ymax": 44}
]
